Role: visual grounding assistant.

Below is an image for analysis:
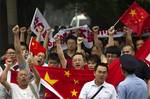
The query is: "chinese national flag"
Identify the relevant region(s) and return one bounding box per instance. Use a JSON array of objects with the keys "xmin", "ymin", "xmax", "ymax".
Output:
[
  {"xmin": 35, "ymin": 66, "xmax": 94, "ymax": 99},
  {"xmin": 135, "ymin": 37, "xmax": 150, "ymax": 65},
  {"xmin": 143, "ymin": 16, "xmax": 150, "ymax": 32},
  {"xmin": 29, "ymin": 37, "xmax": 46, "ymax": 55},
  {"xmin": 120, "ymin": 2, "xmax": 149, "ymax": 36},
  {"xmin": 106, "ymin": 58, "xmax": 125, "ymax": 87}
]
